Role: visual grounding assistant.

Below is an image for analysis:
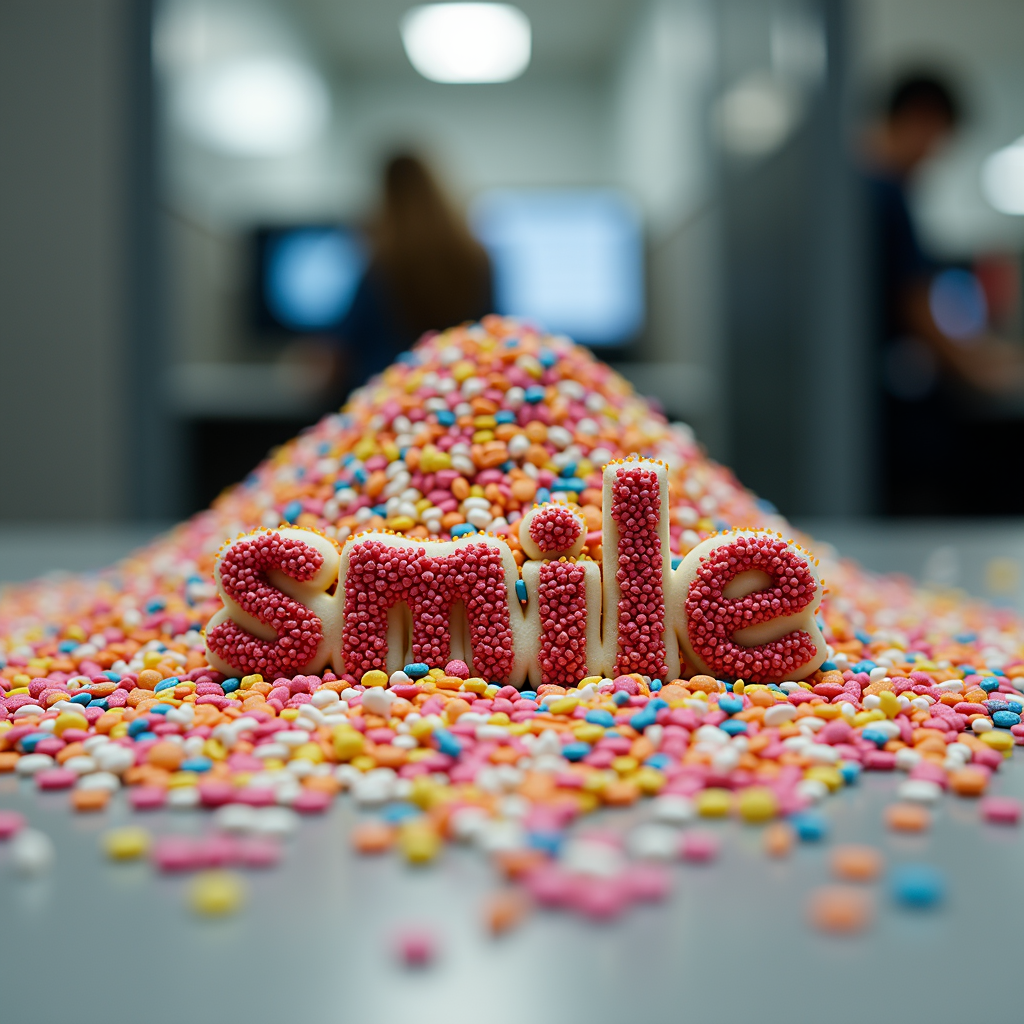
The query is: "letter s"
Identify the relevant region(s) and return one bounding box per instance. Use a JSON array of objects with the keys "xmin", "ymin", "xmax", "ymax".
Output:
[{"xmin": 205, "ymin": 528, "xmax": 340, "ymax": 678}]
